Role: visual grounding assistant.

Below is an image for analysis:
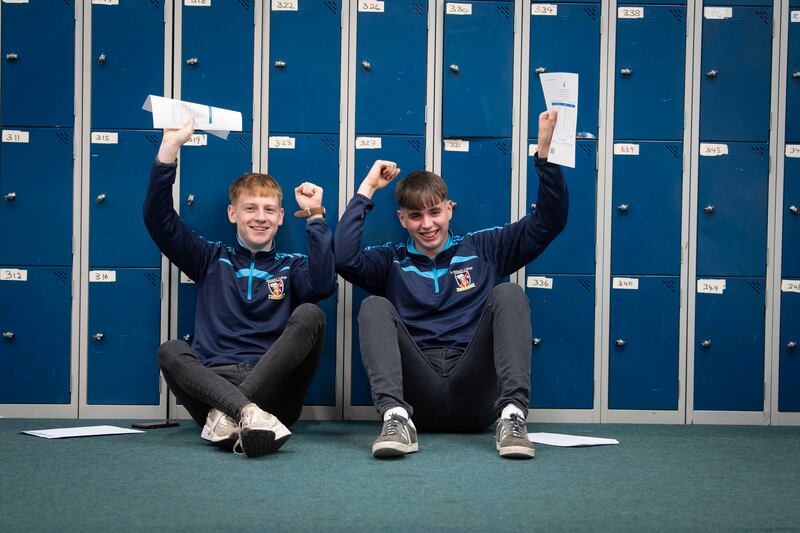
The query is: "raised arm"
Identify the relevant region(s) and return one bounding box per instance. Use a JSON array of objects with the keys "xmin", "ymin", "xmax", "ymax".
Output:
[{"xmin": 290, "ymin": 182, "xmax": 337, "ymax": 301}]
